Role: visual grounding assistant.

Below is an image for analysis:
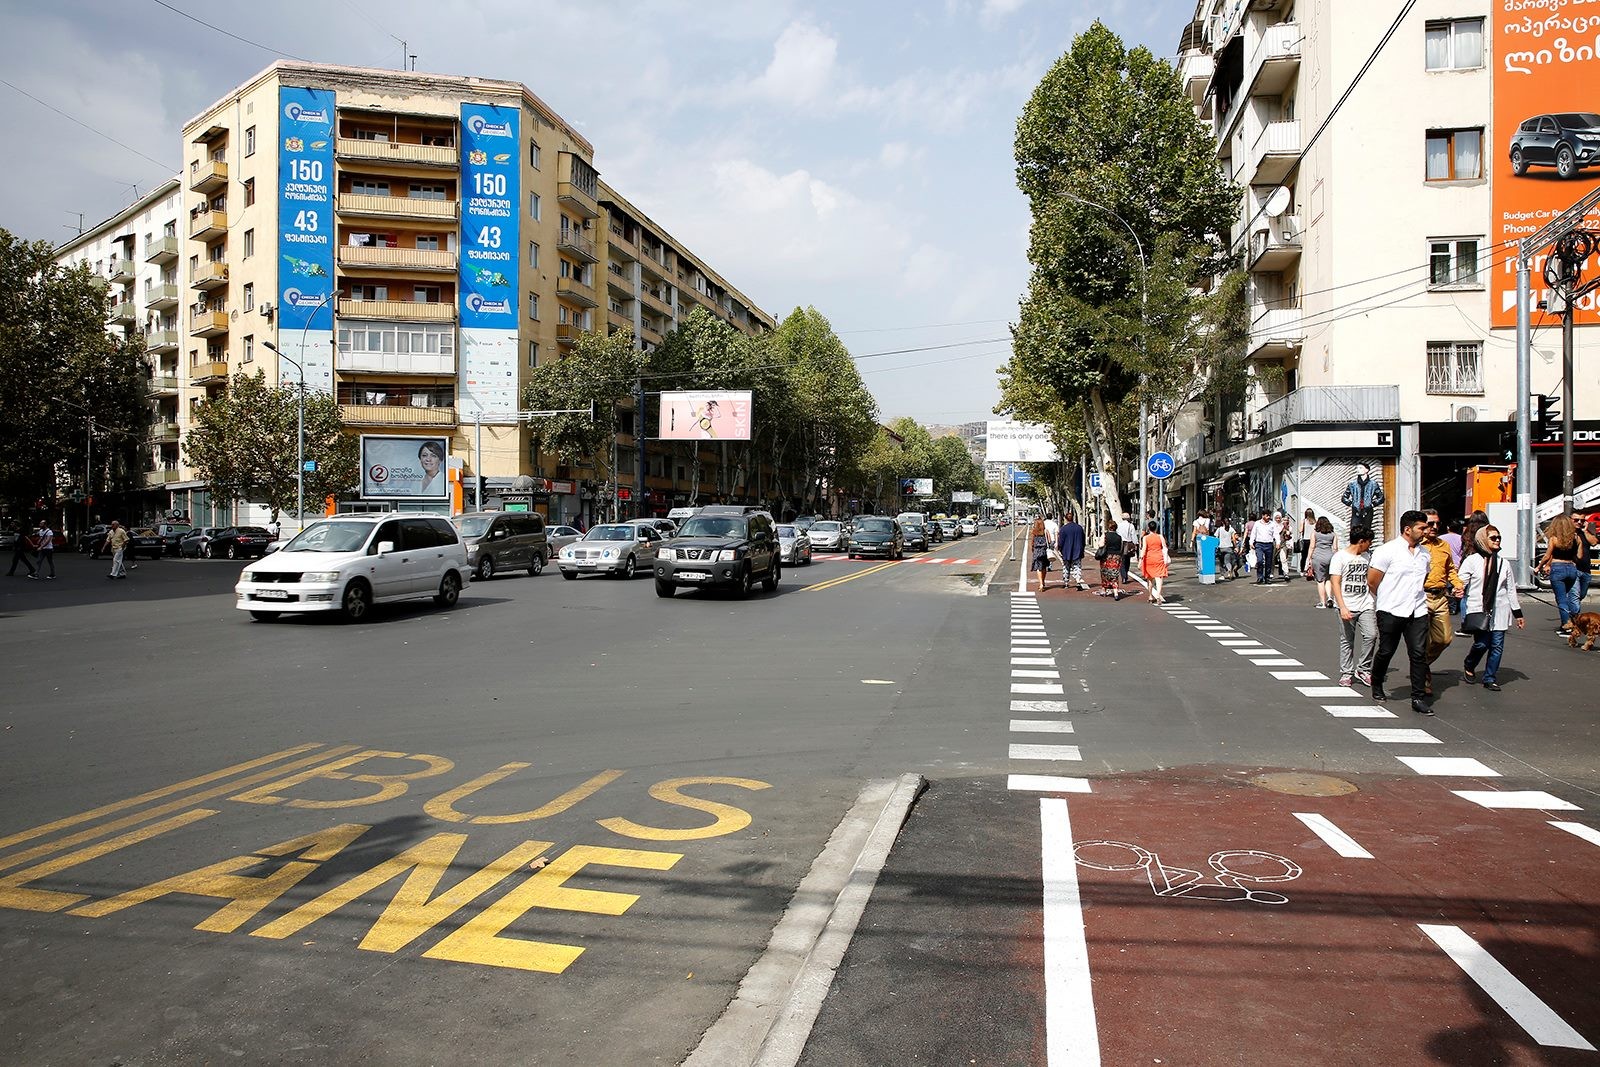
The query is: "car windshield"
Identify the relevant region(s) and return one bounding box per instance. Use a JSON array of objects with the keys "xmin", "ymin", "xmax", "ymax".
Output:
[
  {"xmin": 855, "ymin": 518, "xmax": 894, "ymax": 534},
  {"xmin": 904, "ymin": 522, "xmax": 924, "ymax": 532},
  {"xmin": 133, "ymin": 528, "xmax": 157, "ymax": 537},
  {"xmin": 777, "ymin": 525, "xmax": 797, "ymax": 538},
  {"xmin": 238, "ymin": 527, "xmax": 271, "ymax": 536},
  {"xmin": 454, "ymin": 517, "xmax": 493, "ymax": 538},
  {"xmin": 166, "ymin": 525, "xmax": 192, "ymax": 535},
  {"xmin": 679, "ymin": 516, "xmax": 744, "ymax": 538},
  {"xmin": 1555, "ymin": 113, "xmax": 1600, "ymax": 129},
  {"xmin": 551, "ymin": 526, "xmax": 577, "ymax": 537},
  {"xmin": 813, "ymin": 521, "xmax": 841, "ymax": 533},
  {"xmin": 586, "ymin": 525, "xmax": 636, "ymax": 541},
  {"xmin": 283, "ymin": 522, "xmax": 373, "ymax": 553}
]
